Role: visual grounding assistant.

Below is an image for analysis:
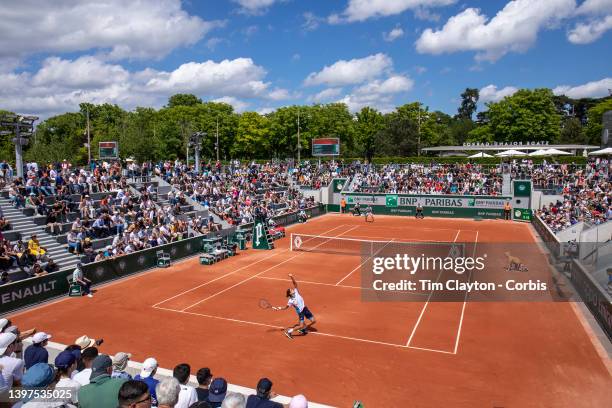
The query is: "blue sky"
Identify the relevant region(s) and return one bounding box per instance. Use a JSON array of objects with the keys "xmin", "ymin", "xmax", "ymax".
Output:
[{"xmin": 0, "ymin": 0, "xmax": 610, "ymax": 118}]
